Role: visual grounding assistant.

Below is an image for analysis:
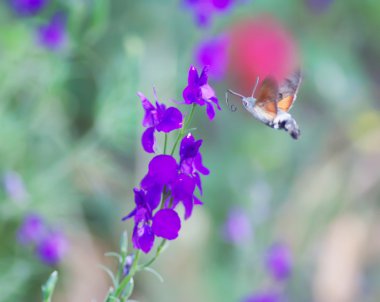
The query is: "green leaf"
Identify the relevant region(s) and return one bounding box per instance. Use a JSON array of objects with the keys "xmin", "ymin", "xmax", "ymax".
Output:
[
  {"xmin": 41, "ymin": 271, "xmax": 58, "ymax": 302},
  {"xmin": 143, "ymin": 267, "xmax": 164, "ymax": 283}
]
